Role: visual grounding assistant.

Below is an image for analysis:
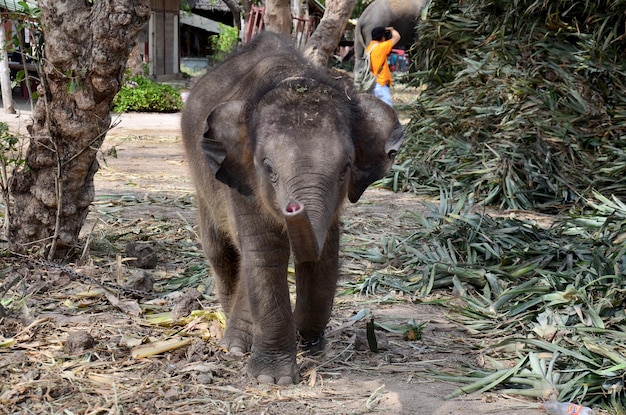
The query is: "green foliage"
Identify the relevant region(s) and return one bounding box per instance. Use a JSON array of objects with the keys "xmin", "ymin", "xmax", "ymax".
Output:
[
  {"xmin": 0, "ymin": 122, "xmax": 22, "ymax": 170},
  {"xmin": 112, "ymin": 75, "xmax": 183, "ymax": 113},
  {"xmin": 180, "ymin": 0, "xmax": 191, "ymax": 12},
  {"xmin": 12, "ymin": 1, "xmax": 39, "ymax": 18},
  {"xmin": 0, "ymin": 121, "xmax": 24, "ymax": 232},
  {"xmin": 0, "ymin": 121, "xmax": 24, "ymax": 191},
  {"xmin": 209, "ymin": 24, "xmax": 239, "ymax": 61},
  {"xmin": 396, "ymin": 0, "xmax": 626, "ymax": 212}
]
